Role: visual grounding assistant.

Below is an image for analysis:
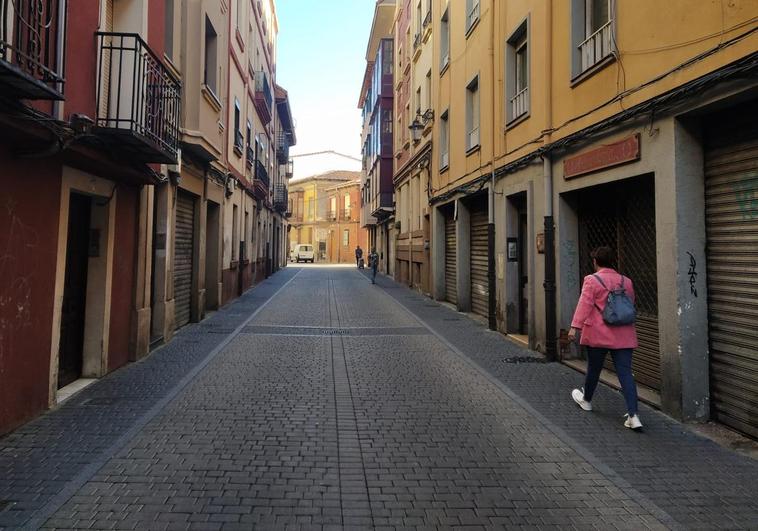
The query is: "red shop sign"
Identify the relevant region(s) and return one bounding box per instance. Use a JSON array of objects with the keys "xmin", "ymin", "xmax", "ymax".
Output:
[{"xmin": 563, "ymin": 134, "xmax": 641, "ymax": 180}]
